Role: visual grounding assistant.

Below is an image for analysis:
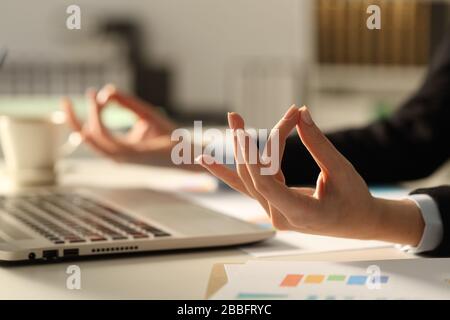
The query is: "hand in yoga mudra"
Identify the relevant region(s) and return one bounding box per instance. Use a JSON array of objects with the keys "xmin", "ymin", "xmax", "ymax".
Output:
[{"xmin": 197, "ymin": 106, "xmax": 425, "ymax": 246}]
